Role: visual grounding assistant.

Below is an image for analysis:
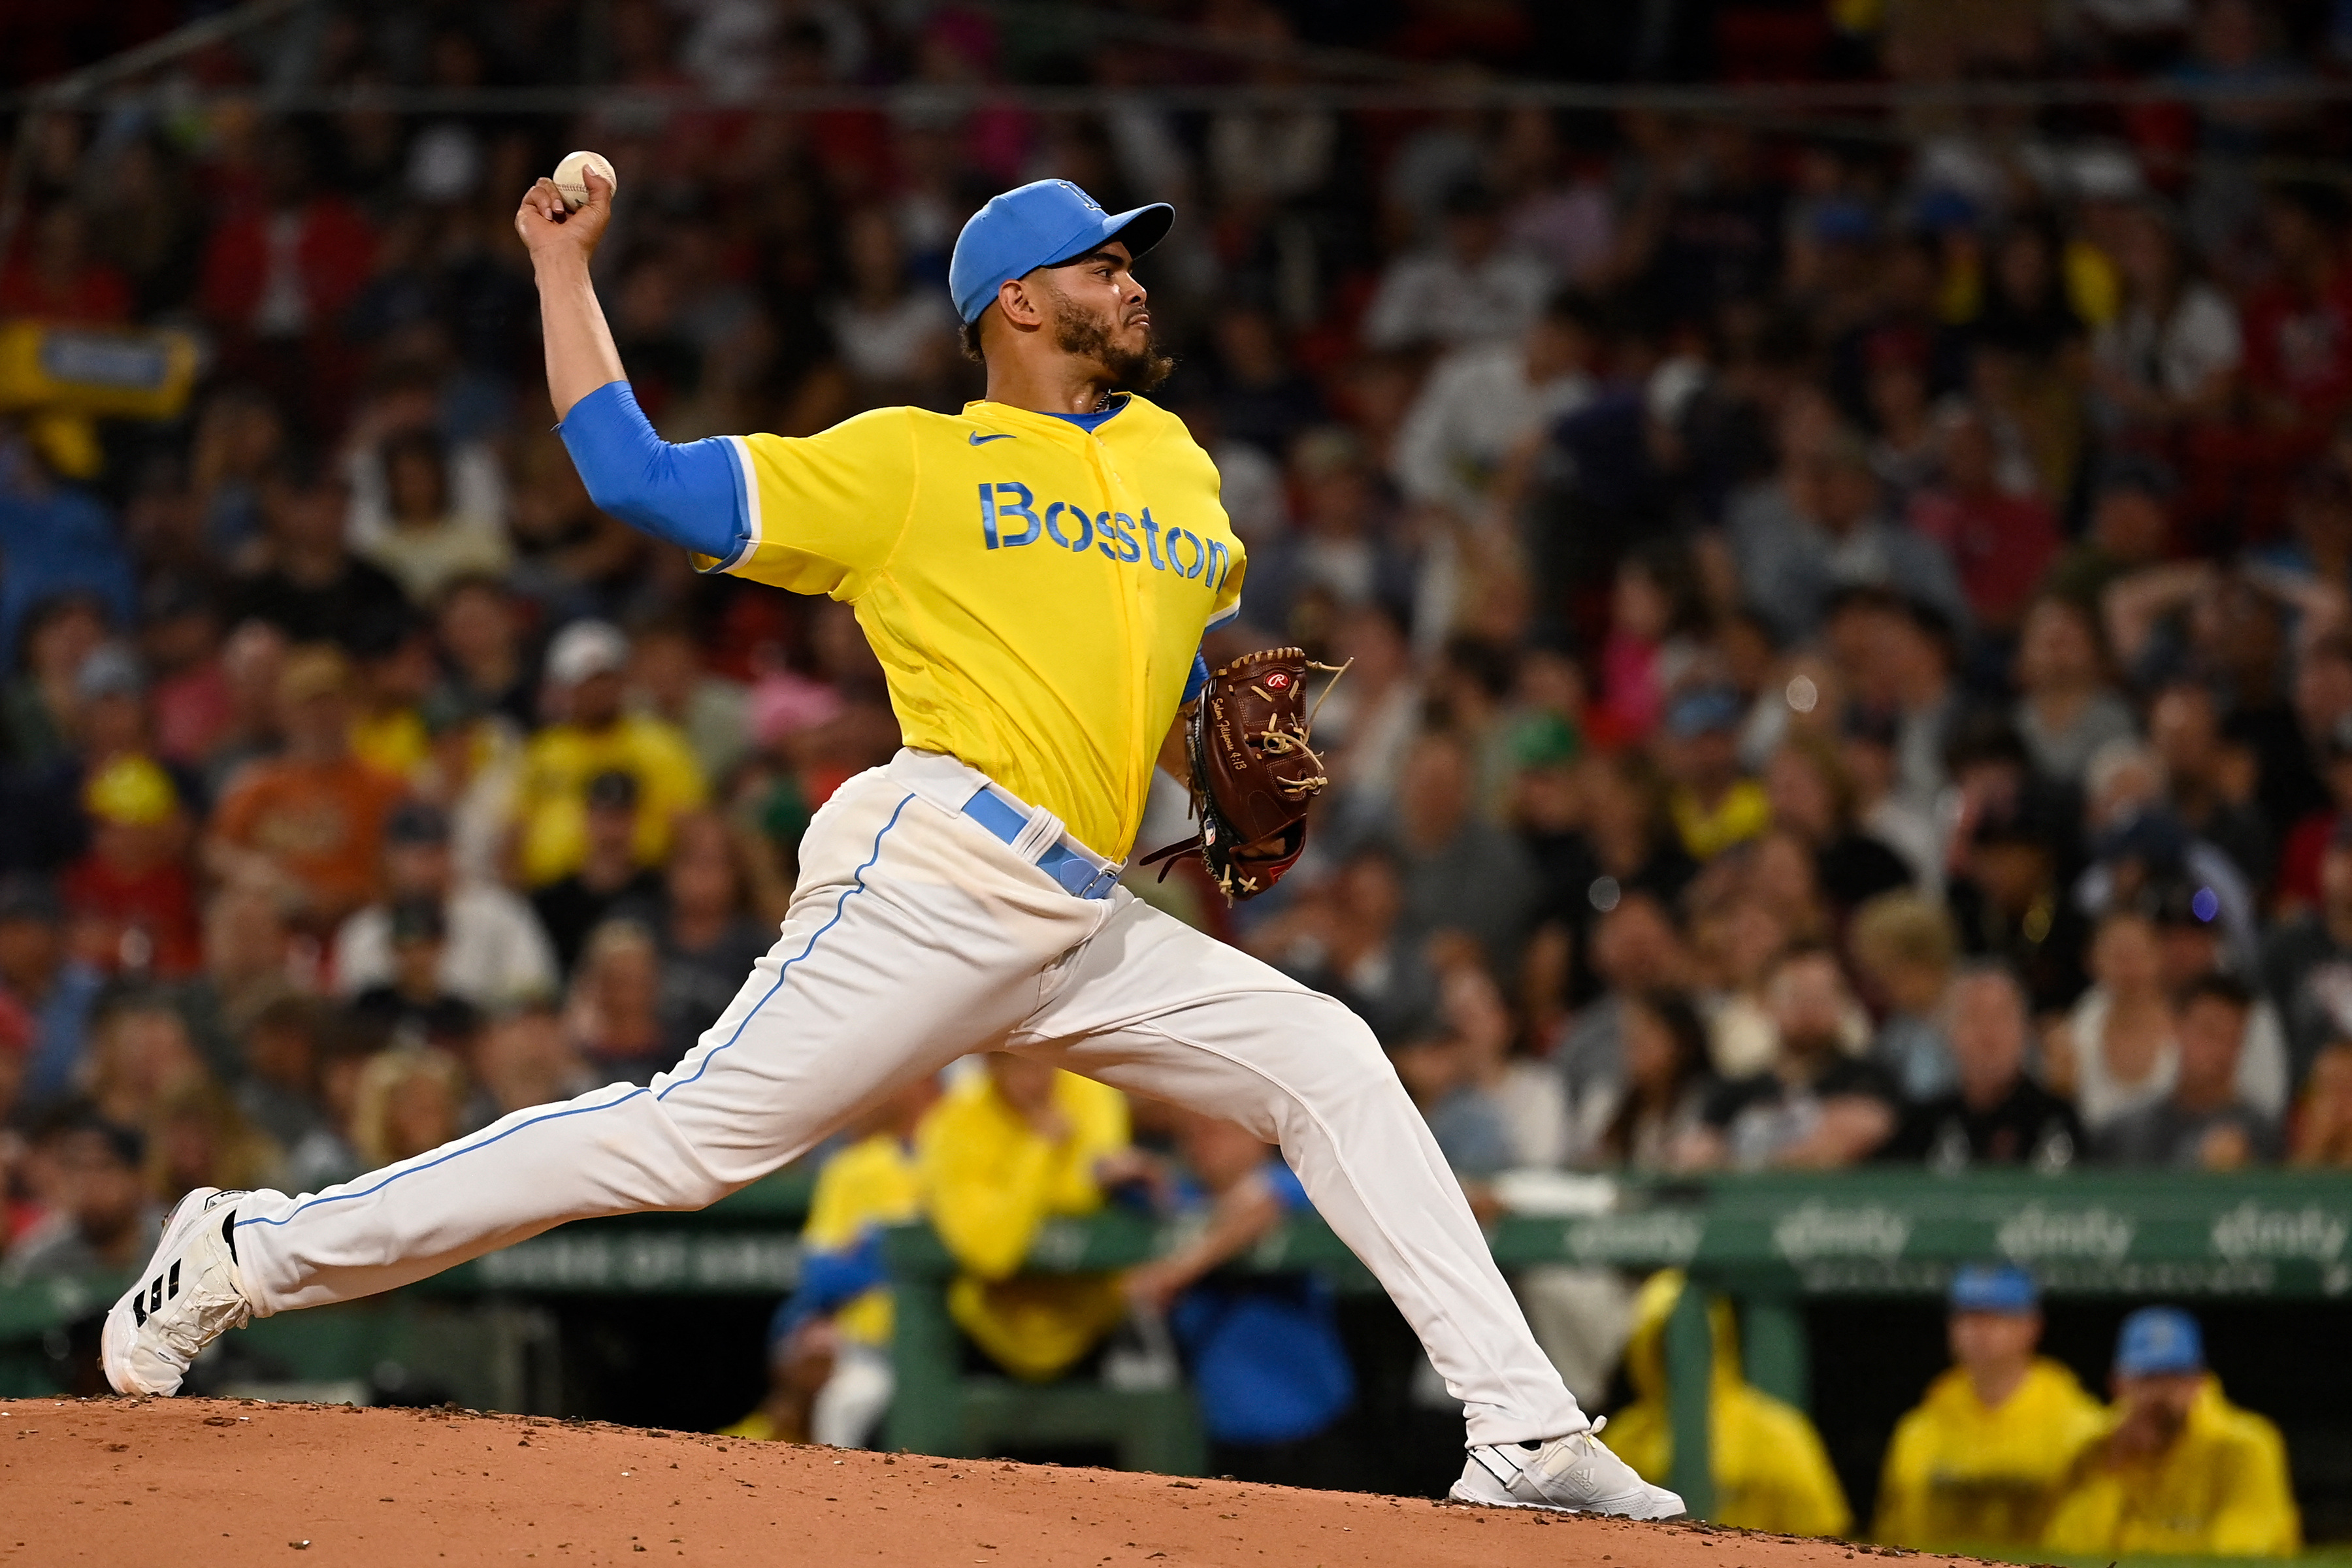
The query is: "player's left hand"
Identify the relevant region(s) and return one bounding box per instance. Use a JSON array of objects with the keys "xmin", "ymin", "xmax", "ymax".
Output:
[{"xmin": 1140, "ymin": 648, "xmax": 1341, "ymax": 903}]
